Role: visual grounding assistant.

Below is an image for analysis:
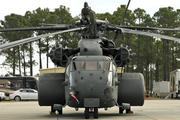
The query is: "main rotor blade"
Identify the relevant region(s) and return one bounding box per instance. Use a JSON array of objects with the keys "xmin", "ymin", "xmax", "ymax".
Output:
[
  {"xmin": 39, "ymin": 23, "xmax": 67, "ymax": 26},
  {"xmin": 120, "ymin": 0, "xmax": 131, "ymax": 26},
  {"xmin": 122, "ymin": 26, "xmax": 180, "ymax": 31},
  {"xmin": 113, "ymin": 0, "xmax": 131, "ymax": 42},
  {"xmin": 0, "ymin": 27, "xmax": 86, "ymax": 51},
  {"xmin": 0, "ymin": 25, "xmax": 69, "ymax": 32},
  {"xmin": 121, "ymin": 28, "xmax": 180, "ymax": 42}
]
